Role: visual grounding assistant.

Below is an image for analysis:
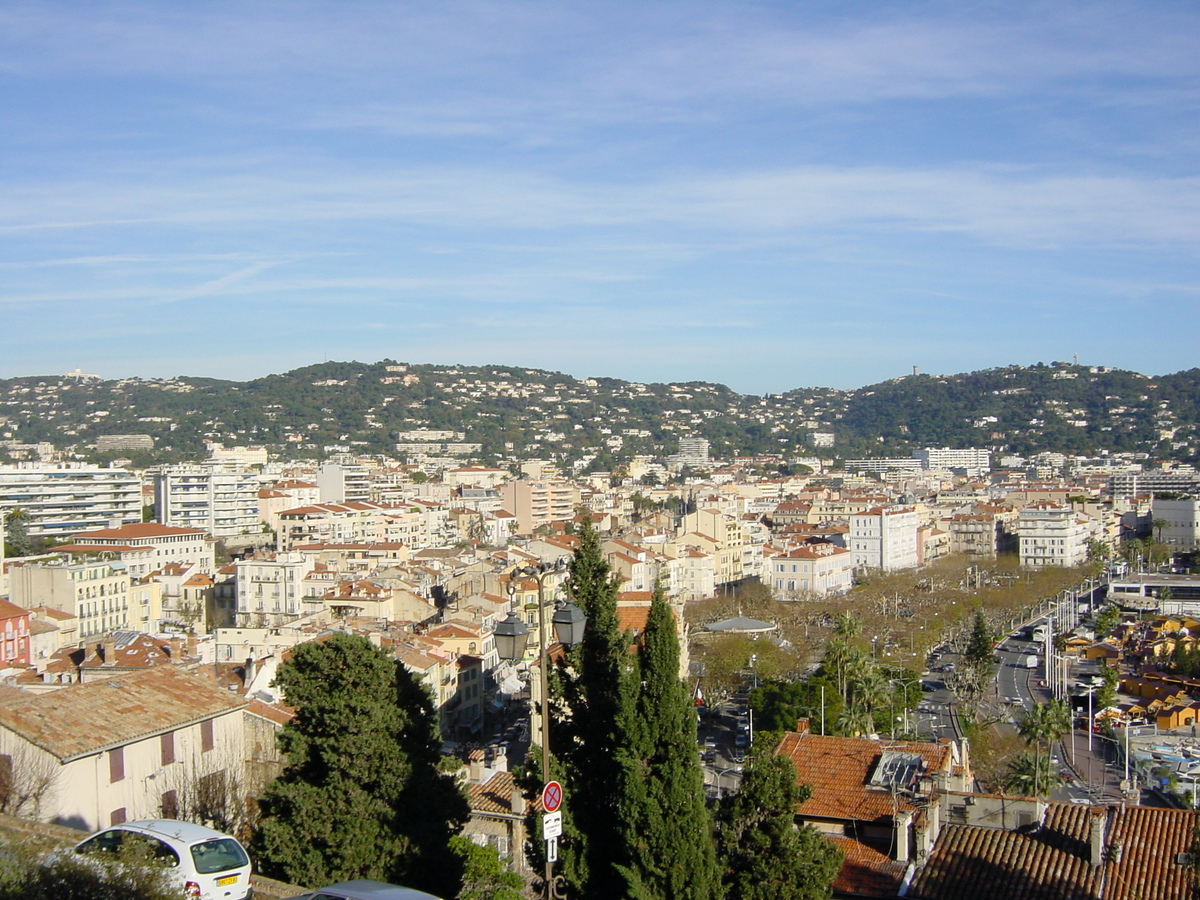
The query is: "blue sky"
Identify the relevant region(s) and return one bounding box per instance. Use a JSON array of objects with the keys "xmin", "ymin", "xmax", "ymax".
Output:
[{"xmin": 1, "ymin": 2, "xmax": 1198, "ymax": 394}]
